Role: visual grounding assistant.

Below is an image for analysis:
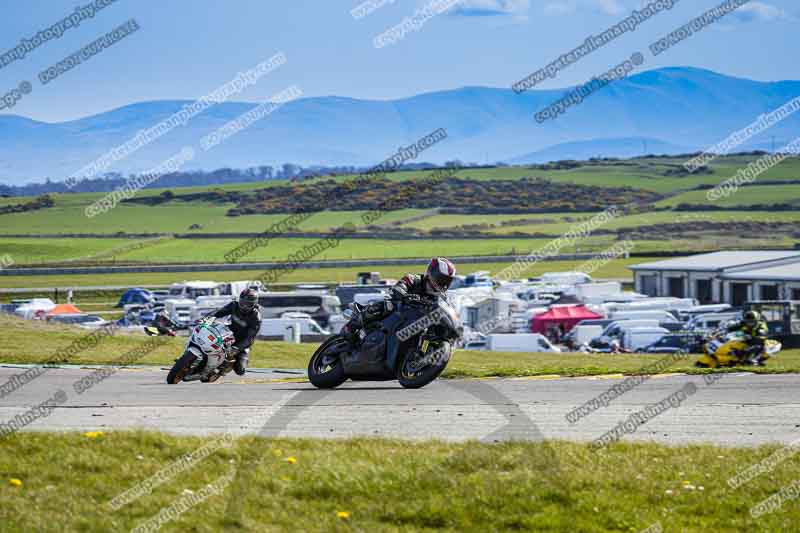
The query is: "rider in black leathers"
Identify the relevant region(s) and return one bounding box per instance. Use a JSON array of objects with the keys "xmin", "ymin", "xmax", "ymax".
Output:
[
  {"xmin": 356, "ymin": 257, "xmax": 457, "ymax": 329},
  {"xmin": 204, "ymin": 288, "xmax": 261, "ymax": 375}
]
